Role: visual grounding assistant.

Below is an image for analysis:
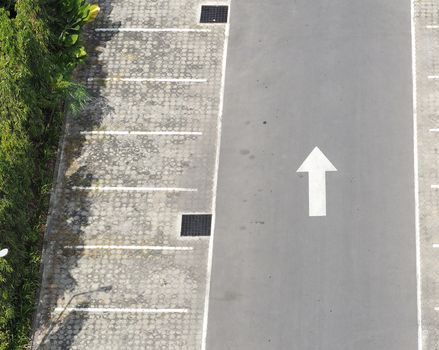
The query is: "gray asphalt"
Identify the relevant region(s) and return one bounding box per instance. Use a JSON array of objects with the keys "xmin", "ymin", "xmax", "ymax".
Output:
[{"xmin": 206, "ymin": 1, "xmax": 418, "ymax": 349}]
